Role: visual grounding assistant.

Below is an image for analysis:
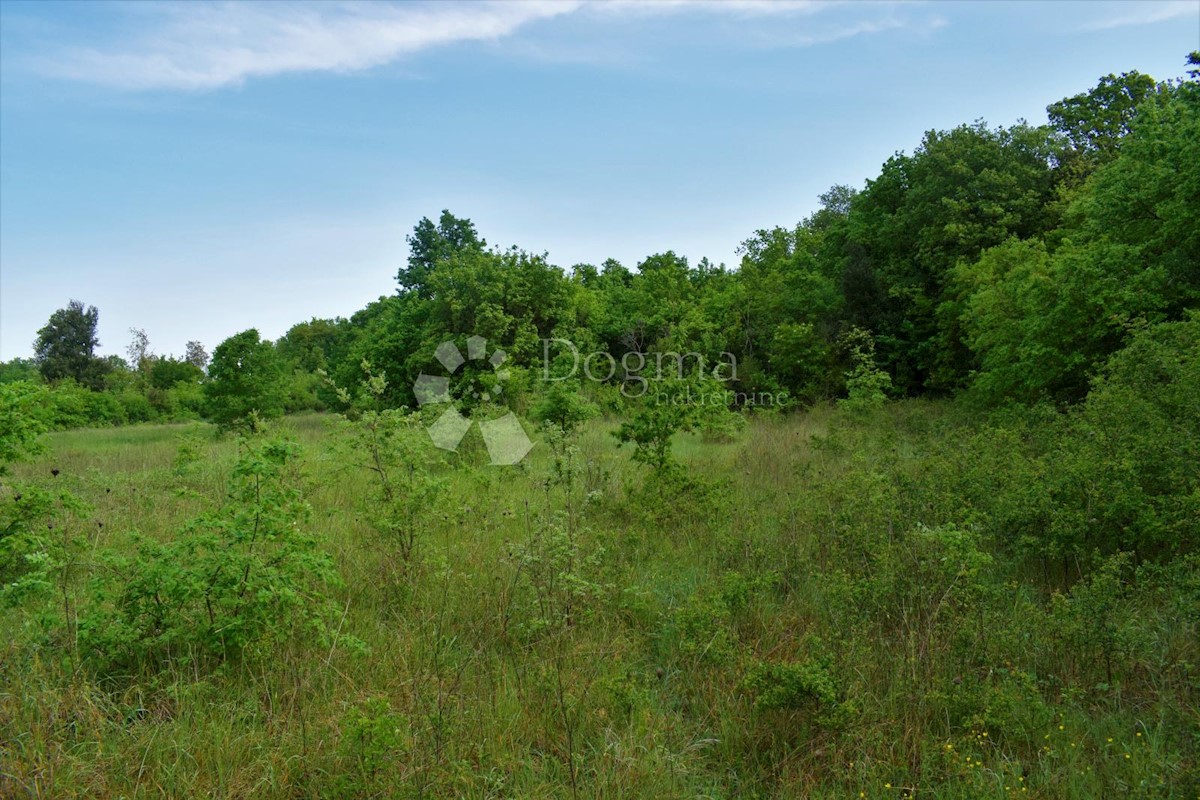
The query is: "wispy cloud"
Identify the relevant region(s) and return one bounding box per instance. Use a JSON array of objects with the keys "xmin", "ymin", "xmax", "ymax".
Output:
[
  {"xmin": 586, "ymin": 0, "xmax": 835, "ymax": 17},
  {"xmin": 27, "ymin": 0, "xmax": 920, "ymax": 91},
  {"xmin": 1084, "ymin": 0, "xmax": 1199, "ymax": 31},
  {"xmin": 38, "ymin": 1, "xmax": 581, "ymax": 91}
]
